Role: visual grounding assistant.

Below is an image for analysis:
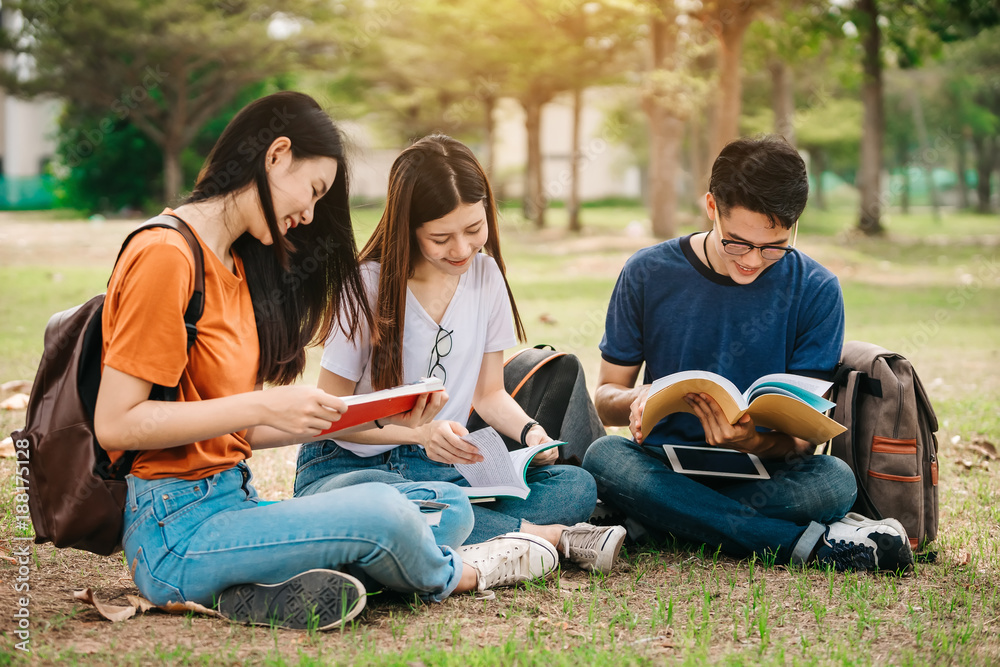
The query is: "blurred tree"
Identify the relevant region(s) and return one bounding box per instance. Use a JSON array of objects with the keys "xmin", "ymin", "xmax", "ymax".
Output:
[
  {"xmin": 948, "ymin": 27, "xmax": 1000, "ymax": 213},
  {"xmin": 53, "ymin": 79, "xmax": 290, "ymax": 214},
  {"xmin": 638, "ymin": 0, "xmax": 711, "ymax": 238},
  {"xmin": 694, "ymin": 0, "xmax": 779, "ymax": 158},
  {"xmin": 1, "ymin": 0, "xmax": 344, "ymax": 203},
  {"xmin": 745, "ymin": 2, "xmax": 846, "ymax": 148},
  {"xmin": 852, "ymin": 0, "xmax": 885, "ymax": 235},
  {"xmin": 545, "ymin": 1, "xmax": 638, "ymax": 232}
]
